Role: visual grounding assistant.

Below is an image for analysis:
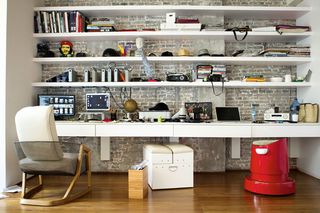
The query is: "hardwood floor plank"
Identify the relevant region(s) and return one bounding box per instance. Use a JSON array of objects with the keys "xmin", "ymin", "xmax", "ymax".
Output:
[{"xmin": 0, "ymin": 170, "xmax": 320, "ymax": 212}]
